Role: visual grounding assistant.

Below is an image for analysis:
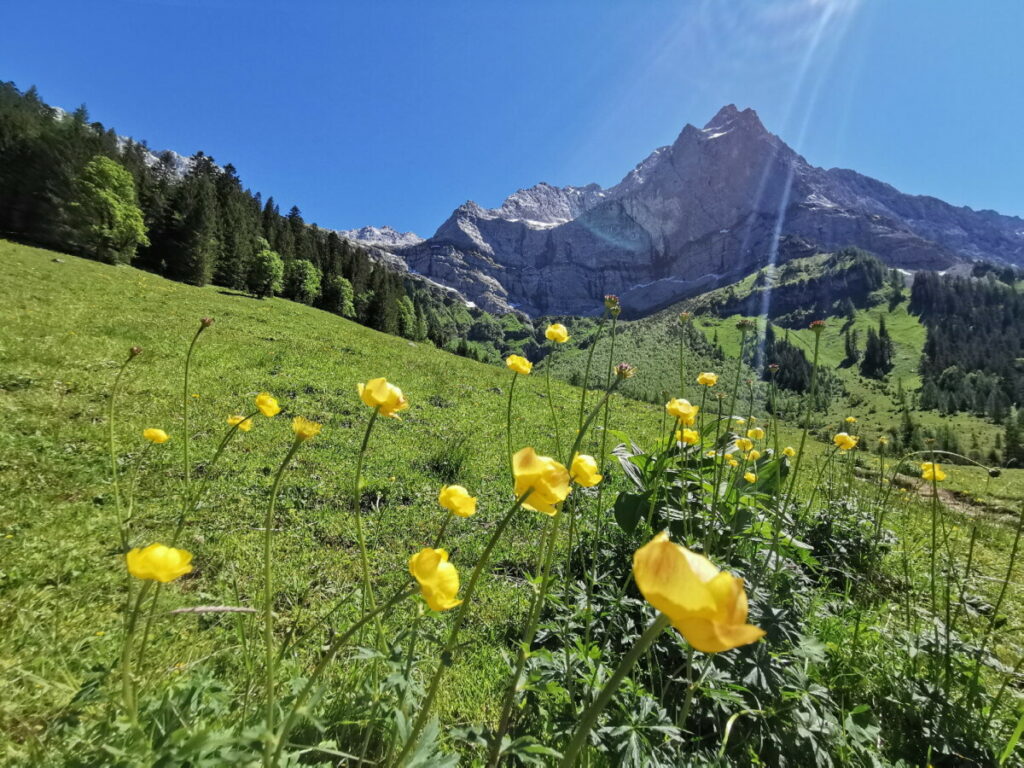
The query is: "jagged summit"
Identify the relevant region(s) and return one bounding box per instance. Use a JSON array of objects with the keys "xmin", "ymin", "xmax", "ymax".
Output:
[
  {"xmin": 368, "ymin": 105, "xmax": 1024, "ymax": 317},
  {"xmin": 339, "ymin": 225, "xmax": 423, "ymax": 248}
]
